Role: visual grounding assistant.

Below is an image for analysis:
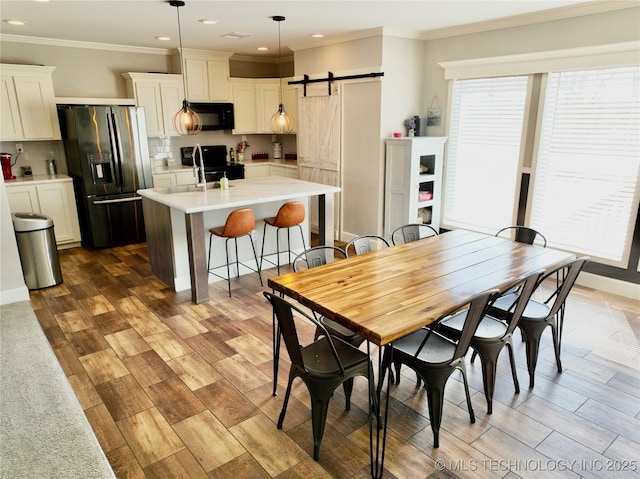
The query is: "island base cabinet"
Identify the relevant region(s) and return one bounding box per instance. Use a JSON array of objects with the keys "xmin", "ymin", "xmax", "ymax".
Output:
[{"xmin": 143, "ymin": 198, "xmax": 309, "ymax": 296}]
